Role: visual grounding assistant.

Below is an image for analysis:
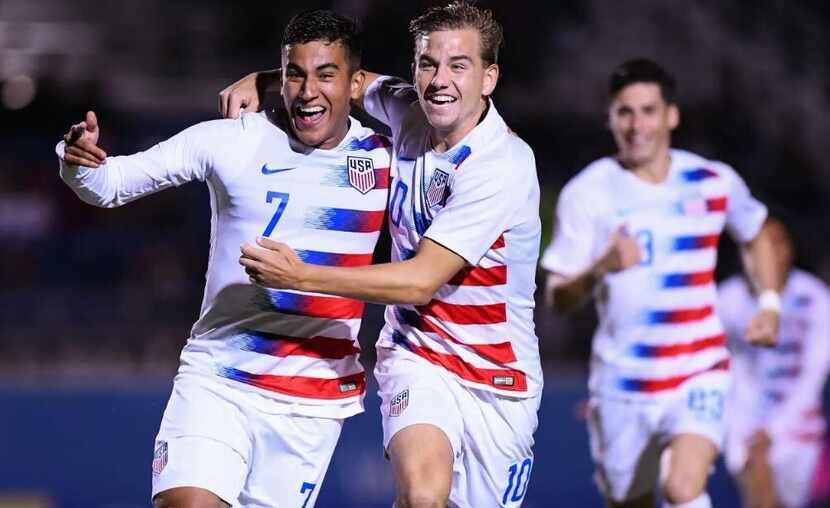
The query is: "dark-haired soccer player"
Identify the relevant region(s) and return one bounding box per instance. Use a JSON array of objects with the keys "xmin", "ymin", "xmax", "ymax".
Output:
[
  {"xmin": 58, "ymin": 11, "xmax": 391, "ymax": 508},
  {"xmin": 540, "ymin": 59, "xmax": 781, "ymax": 508},
  {"xmin": 223, "ymin": 2, "xmax": 542, "ymax": 507}
]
